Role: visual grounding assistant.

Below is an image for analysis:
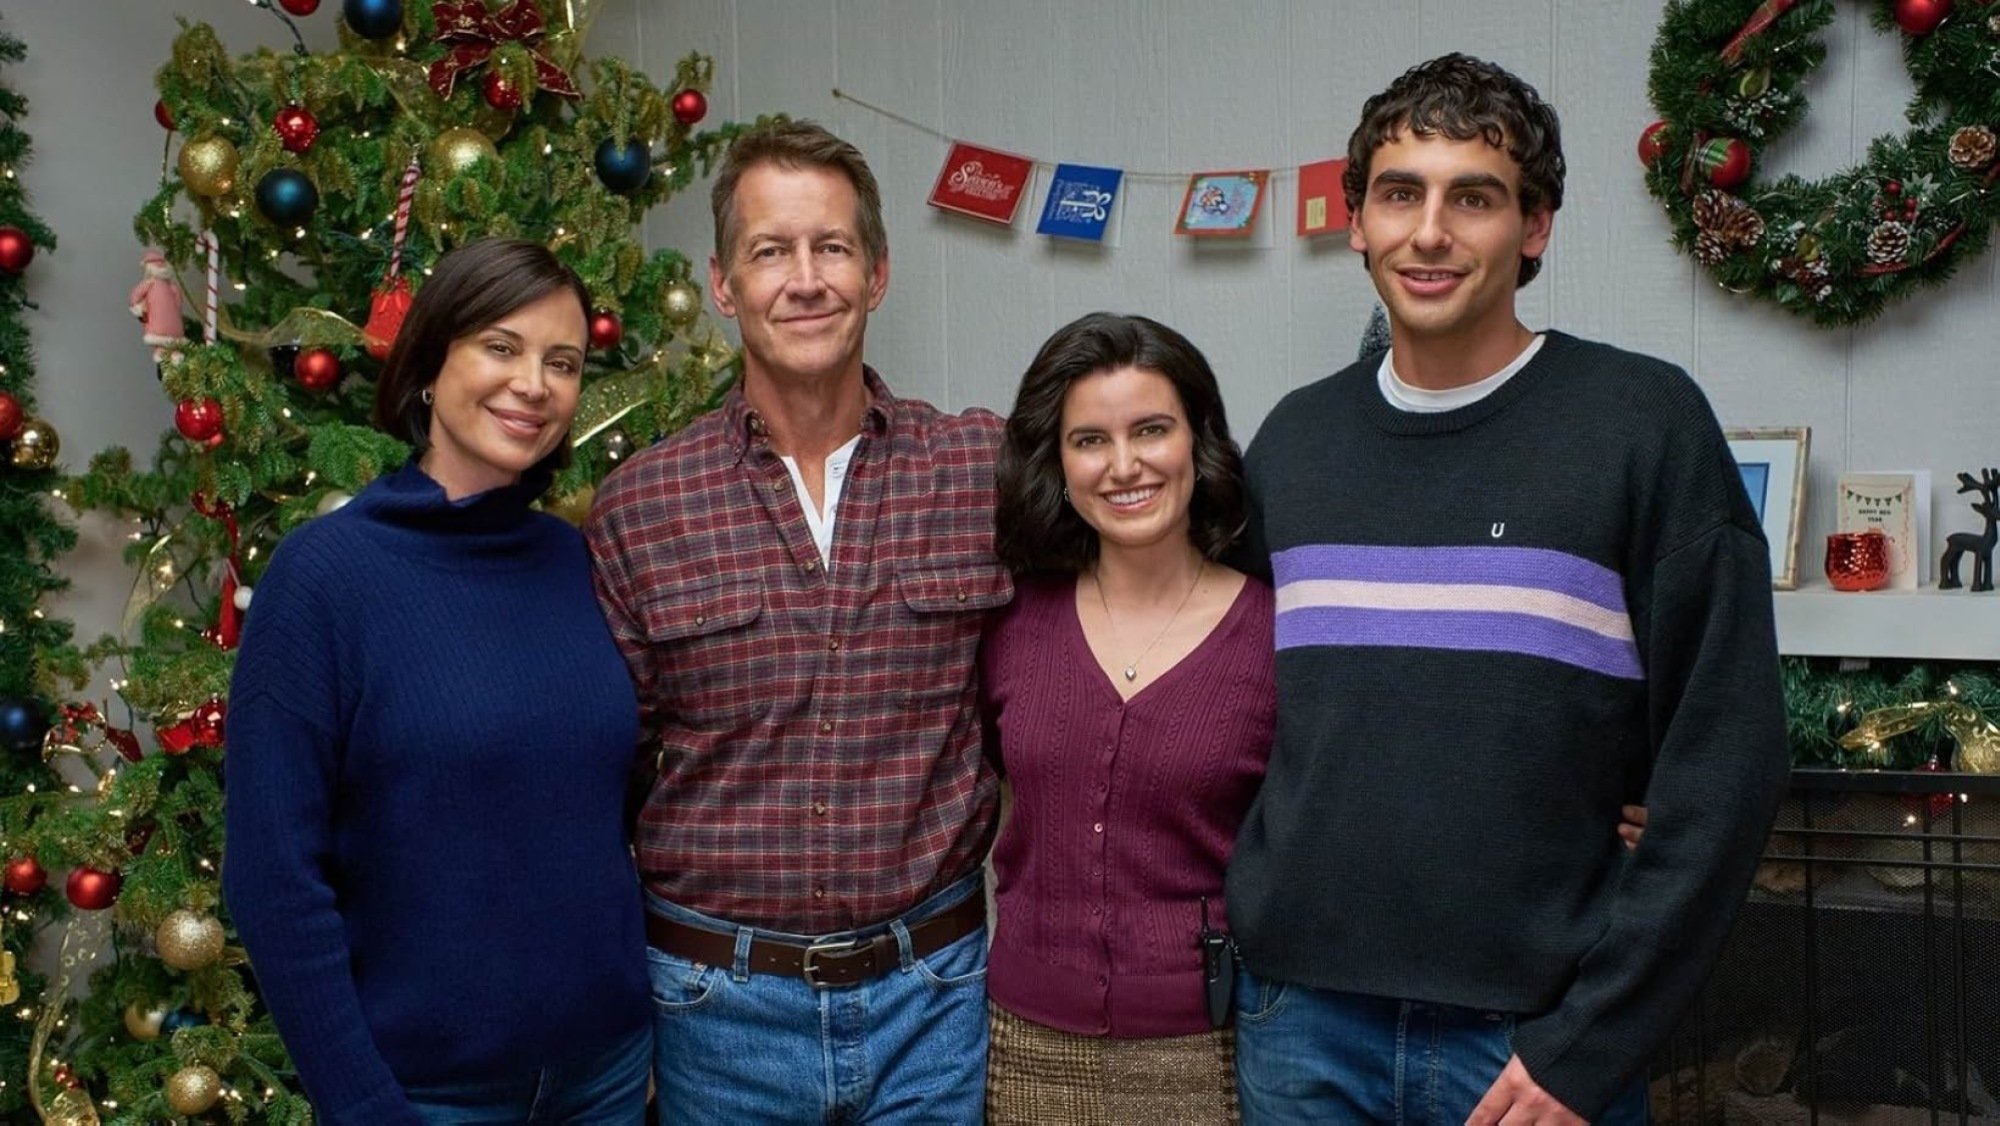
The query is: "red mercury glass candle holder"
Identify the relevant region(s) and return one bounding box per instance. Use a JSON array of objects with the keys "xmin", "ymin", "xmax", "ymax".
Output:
[{"xmin": 1825, "ymin": 530, "xmax": 1891, "ymax": 591}]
